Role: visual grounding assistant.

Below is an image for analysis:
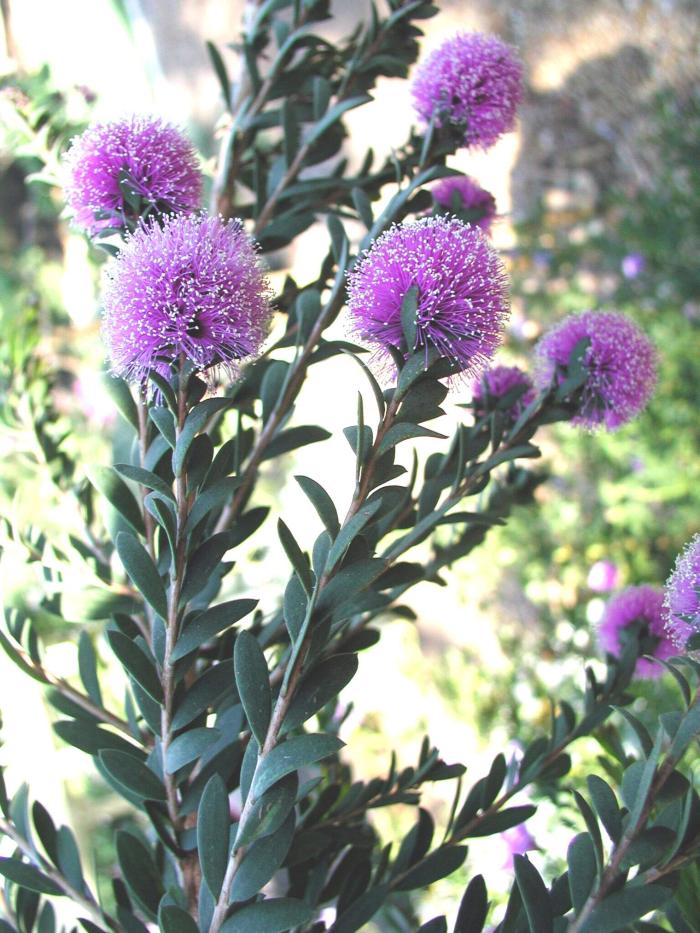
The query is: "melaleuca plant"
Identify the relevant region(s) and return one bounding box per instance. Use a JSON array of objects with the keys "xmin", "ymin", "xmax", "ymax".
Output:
[{"xmin": 1, "ymin": 3, "xmax": 700, "ymax": 932}]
